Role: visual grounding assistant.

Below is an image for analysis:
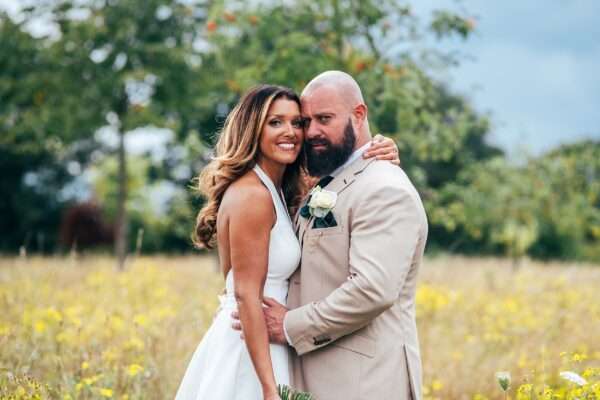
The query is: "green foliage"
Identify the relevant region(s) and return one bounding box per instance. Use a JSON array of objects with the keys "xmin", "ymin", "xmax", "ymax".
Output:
[
  {"xmin": 278, "ymin": 384, "xmax": 314, "ymax": 400},
  {"xmin": 0, "ymin": 13, "xmax": 82, "ymax": 252},
  {"xmin": 432, "ymin": 141, "xmax": 600, "ymax": 262},
  {"xmin": 0, "ymin": 0, "xmax": 207, "ymax": 254},
  {"xmin": 0, "ymin": 1, "xmax": 596, "ymax": 262},
  {"xmin": 528, "ymin": 141, "xmax": 600, "ymax": 261},
  {"xmin": 89, "ymin": 153, "xmax": 197, "ymax": 253},
  {"xmin": 193, "ymin": 0, "xmax": 481, "ymax": 146}
]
